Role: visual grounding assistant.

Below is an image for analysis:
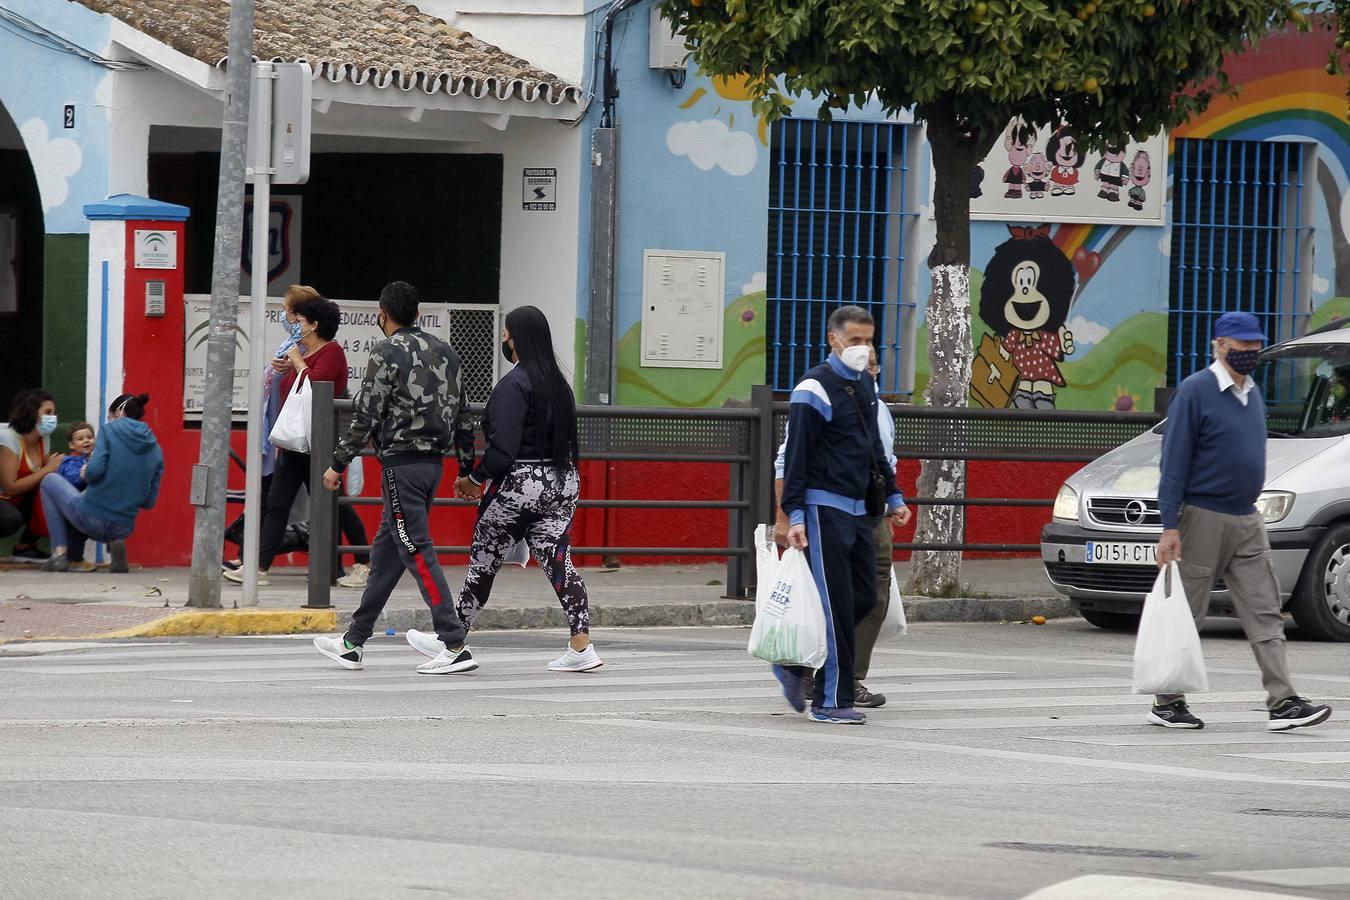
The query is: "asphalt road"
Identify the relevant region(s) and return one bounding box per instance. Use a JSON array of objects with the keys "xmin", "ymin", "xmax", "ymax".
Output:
[{"xmin": 1, "ymin": 620, "xmax": 1348, "ymax": 900}]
